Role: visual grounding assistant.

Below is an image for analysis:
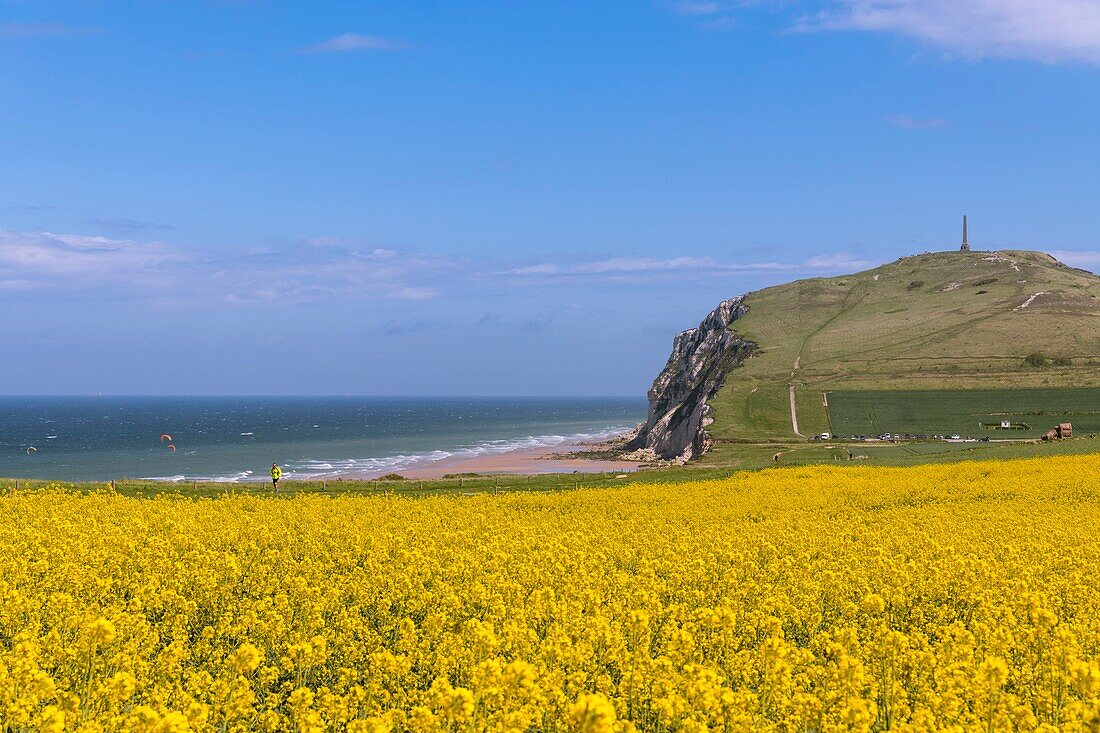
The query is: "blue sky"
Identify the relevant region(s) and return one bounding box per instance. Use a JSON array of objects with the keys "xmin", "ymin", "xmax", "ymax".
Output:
[{"xmin": 2, "ymin": 0, "xmax": 1100, "ymax": 395}]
